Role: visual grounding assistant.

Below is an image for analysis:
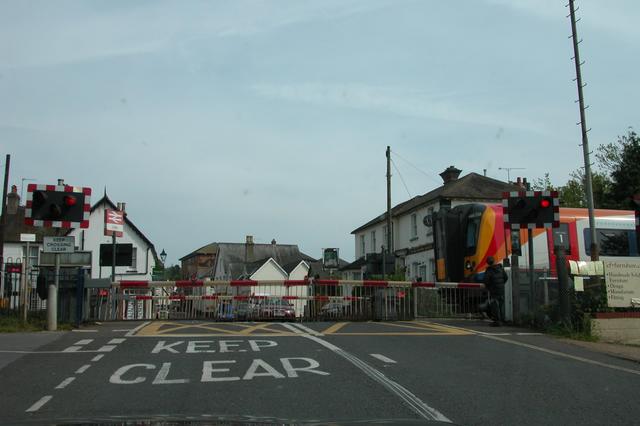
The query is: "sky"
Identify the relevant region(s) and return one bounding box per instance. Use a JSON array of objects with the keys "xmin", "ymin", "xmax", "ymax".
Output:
[{"xmin": 1, "ymin": 0, "xmax": 639, "ymax": 265}]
